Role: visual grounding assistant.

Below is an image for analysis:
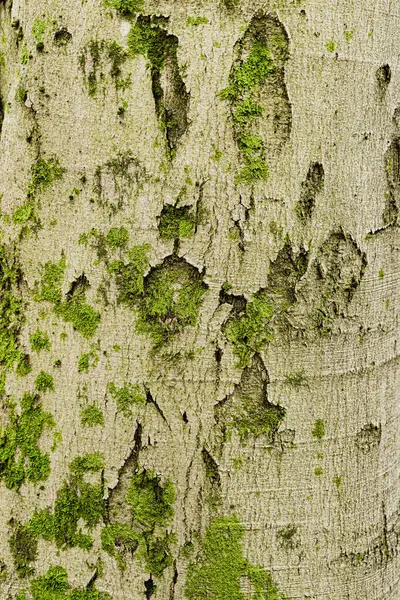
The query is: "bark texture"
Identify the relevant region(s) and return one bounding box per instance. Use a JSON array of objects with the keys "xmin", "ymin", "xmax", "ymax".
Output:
[{"xmin": 0, "ymin": 0, "xmax": 398, "ymax": 599}]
